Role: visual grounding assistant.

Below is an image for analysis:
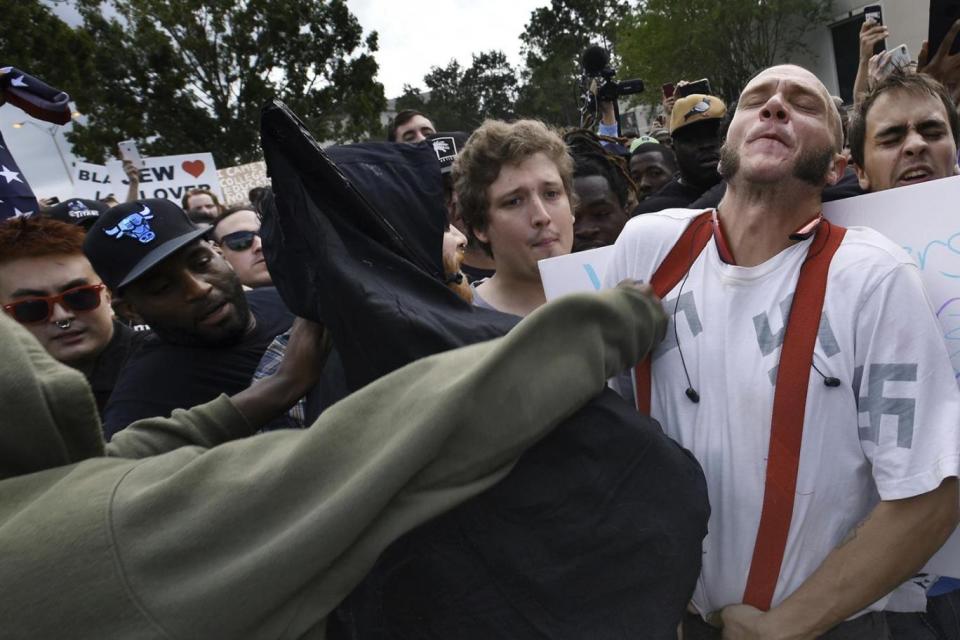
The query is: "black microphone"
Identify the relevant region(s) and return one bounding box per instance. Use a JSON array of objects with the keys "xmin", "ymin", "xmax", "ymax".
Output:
[
  {"xmin": 581, "ymin": 45, "xmax": 609, "ymax": 76},
  {"xmin": 685, "ymin": 387, "xmax": 700, "ymax": 403}
]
